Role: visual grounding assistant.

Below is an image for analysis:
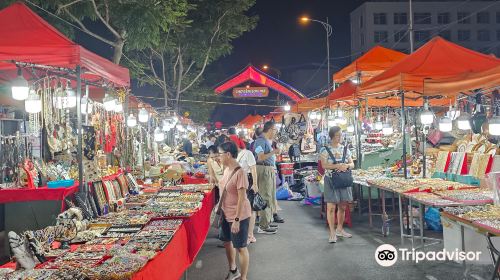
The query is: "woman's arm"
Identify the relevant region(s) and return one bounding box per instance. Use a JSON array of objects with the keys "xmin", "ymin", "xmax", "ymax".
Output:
[
  {"xmin": 250, "ymin": 165, "xmax": 258, "ymax": 192},
  {"xmin": 207, "ymin": 160, "xmax": 217, "ymax": 184},
  {"xmin": 320, "ymin": 153, "xmax": 342, "ymax": 170}
]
